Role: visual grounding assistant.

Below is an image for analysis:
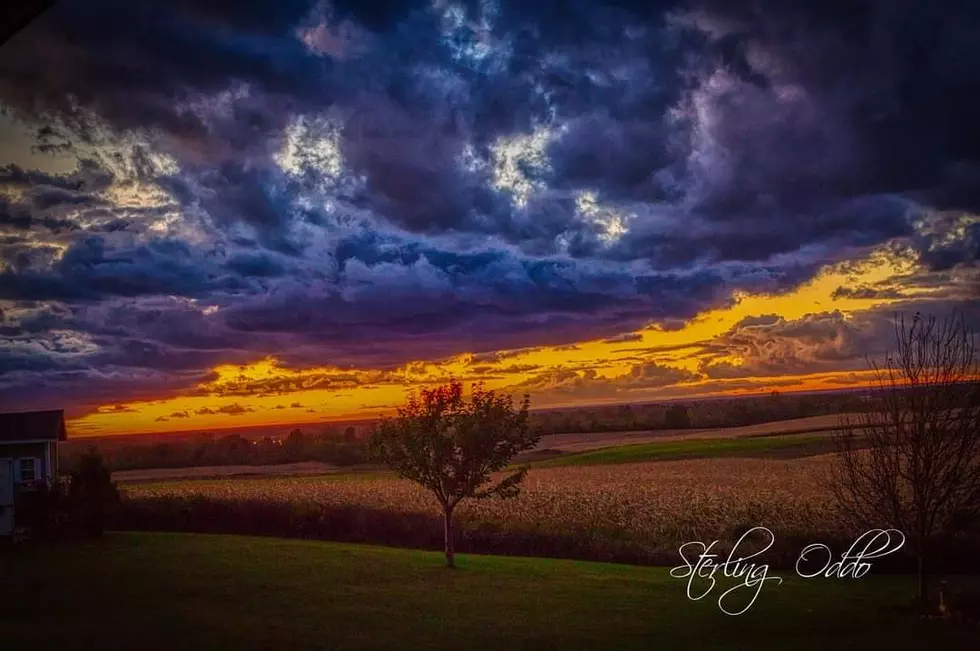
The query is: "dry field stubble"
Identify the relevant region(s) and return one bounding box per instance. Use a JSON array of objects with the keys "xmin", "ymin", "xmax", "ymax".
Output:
[{"xmin": 122, "ymin": 454, "xmax": 845, "ymax": 553}]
